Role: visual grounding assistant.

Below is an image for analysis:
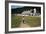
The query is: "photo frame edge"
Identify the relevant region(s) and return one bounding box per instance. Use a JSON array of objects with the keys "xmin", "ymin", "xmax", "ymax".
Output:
[{"xmin": 5, "ymin": 1, "xmax": 45, "ymax": 33}]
